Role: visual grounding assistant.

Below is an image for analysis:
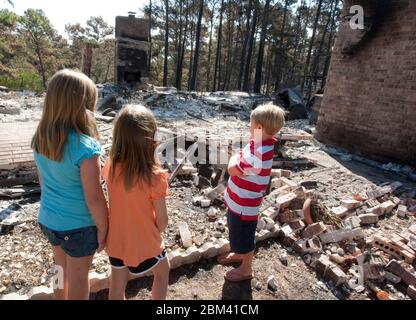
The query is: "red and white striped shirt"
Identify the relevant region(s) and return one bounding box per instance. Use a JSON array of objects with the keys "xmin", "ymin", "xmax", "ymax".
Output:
[{"xmin": 224, "ymin": 137, "xmax": 276, "ymax": 221}]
